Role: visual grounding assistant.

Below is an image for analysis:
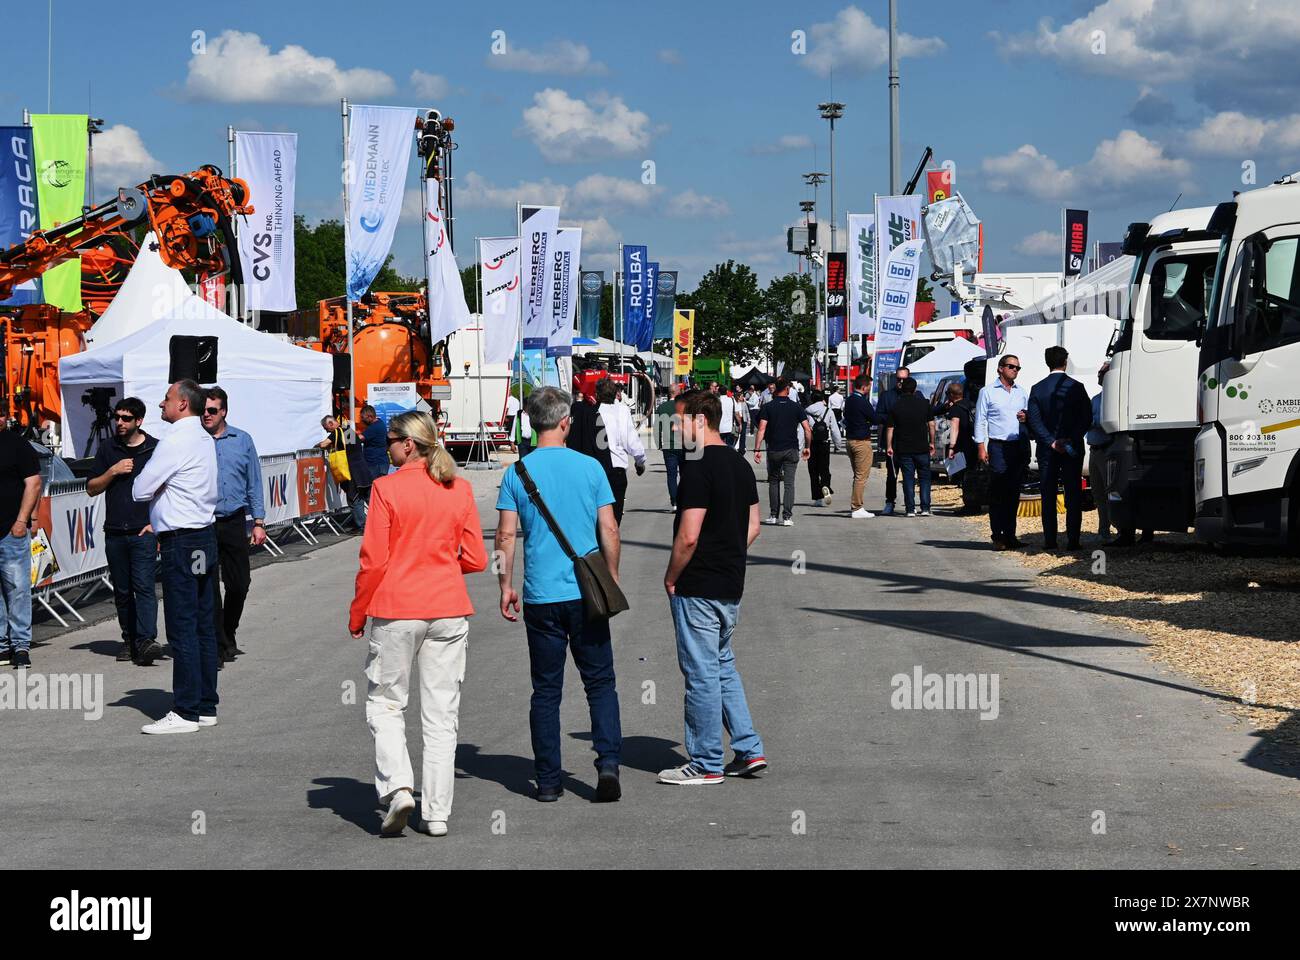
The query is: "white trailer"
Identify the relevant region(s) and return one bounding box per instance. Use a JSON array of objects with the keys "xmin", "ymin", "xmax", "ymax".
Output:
[{"xmin": 440, "ymin": 316, "xmax": 514, "ymax": 456}]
